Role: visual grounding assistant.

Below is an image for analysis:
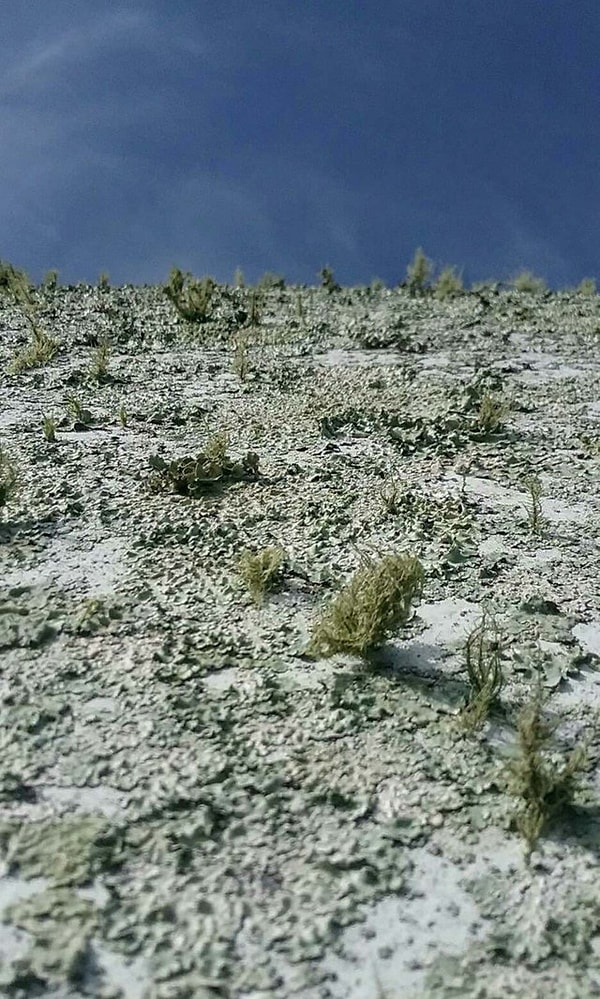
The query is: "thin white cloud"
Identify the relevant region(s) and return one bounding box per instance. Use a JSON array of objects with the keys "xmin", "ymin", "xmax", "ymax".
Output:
[{"xmin": 0, "ymin": 8, "xmax": 152, "ymax": 100}]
